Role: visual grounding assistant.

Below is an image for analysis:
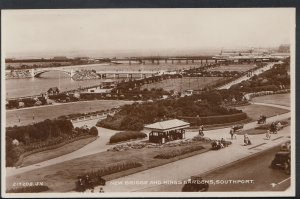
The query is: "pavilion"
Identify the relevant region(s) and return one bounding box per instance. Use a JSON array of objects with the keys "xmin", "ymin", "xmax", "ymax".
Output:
[{"xmin": 144, "ymin": 119, "xmax": 190, "ymax": 144}]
